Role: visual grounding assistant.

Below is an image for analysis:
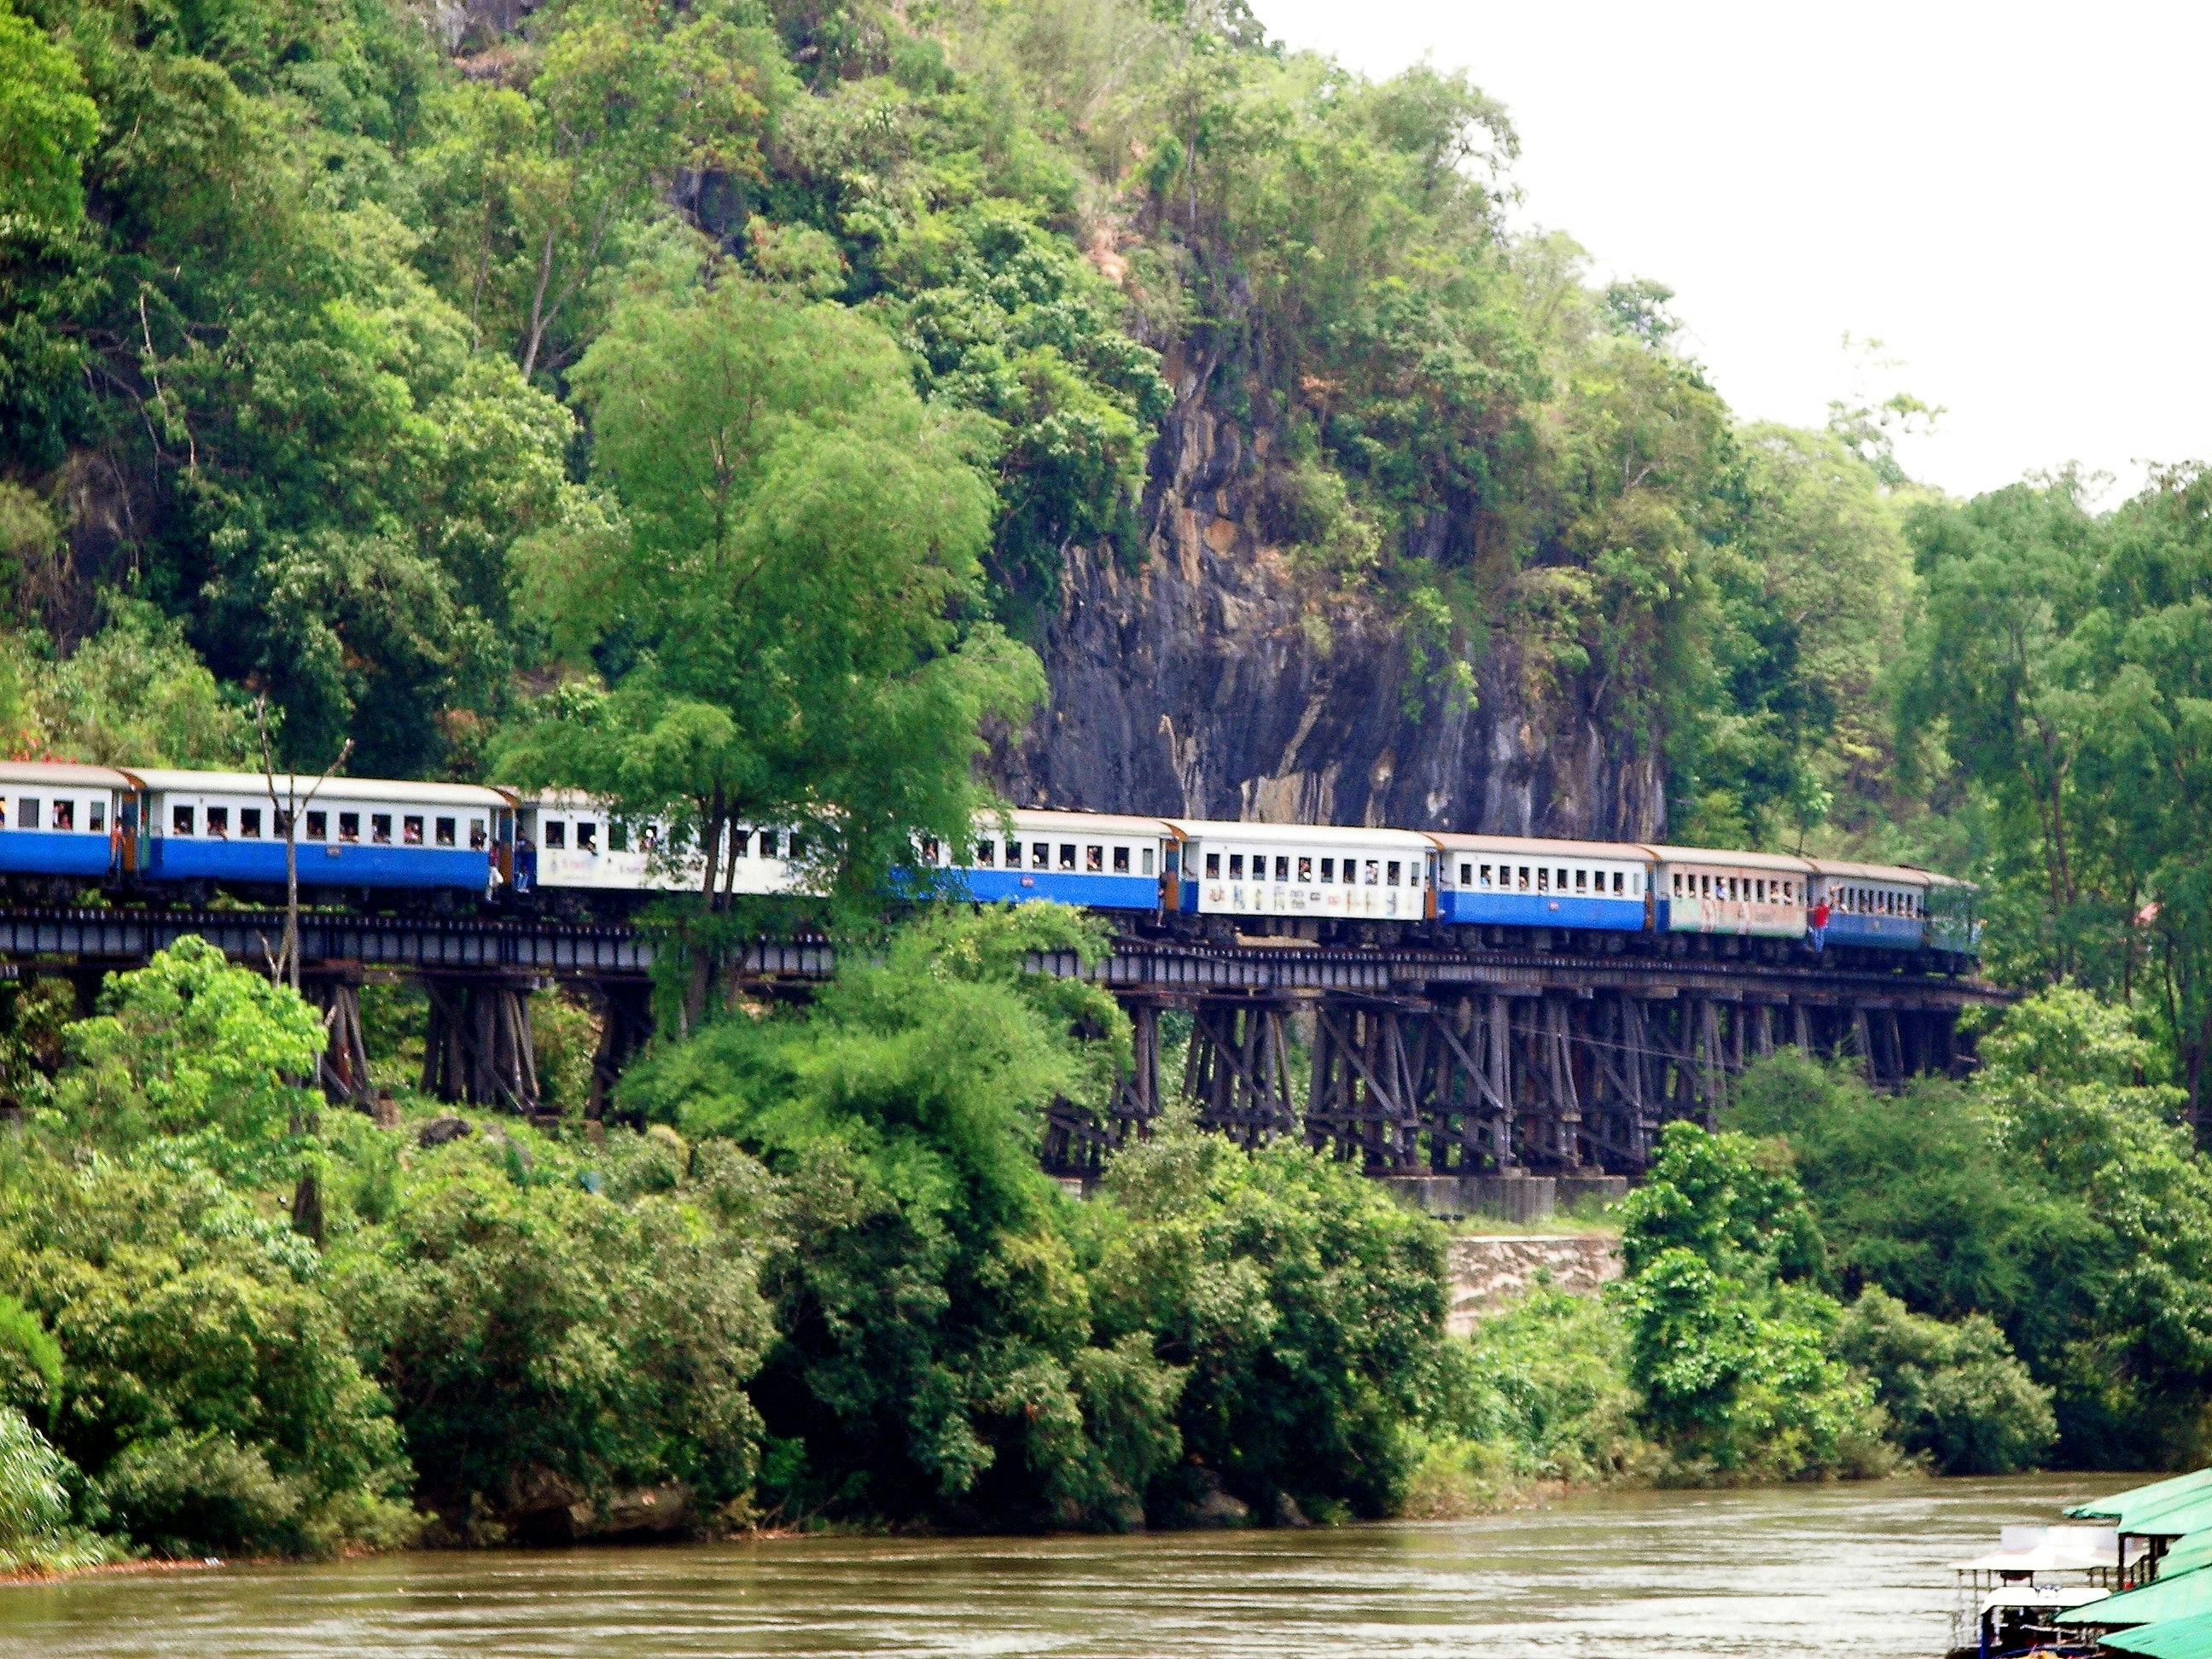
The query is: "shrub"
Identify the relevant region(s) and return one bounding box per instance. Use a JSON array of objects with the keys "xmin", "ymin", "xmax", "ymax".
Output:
[
  {"xmin": 92, "ymin": 1430, "xmax": 303, "ymax": 1558},
  {"xmin": 1835, "ymin": 1287, "xmax": 2056, "ymax": 1475},
  {"xmin": 0, "ymin": 1145, "xmax": 412, "ymax": 1557},
  {"xmin": 1089, "ymin": 1125, "xmax": 1449, "ymax": 1521},
  {"xmin": 330, "ymin": 1131, "xmax": 771, "ymax": 1534}
]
